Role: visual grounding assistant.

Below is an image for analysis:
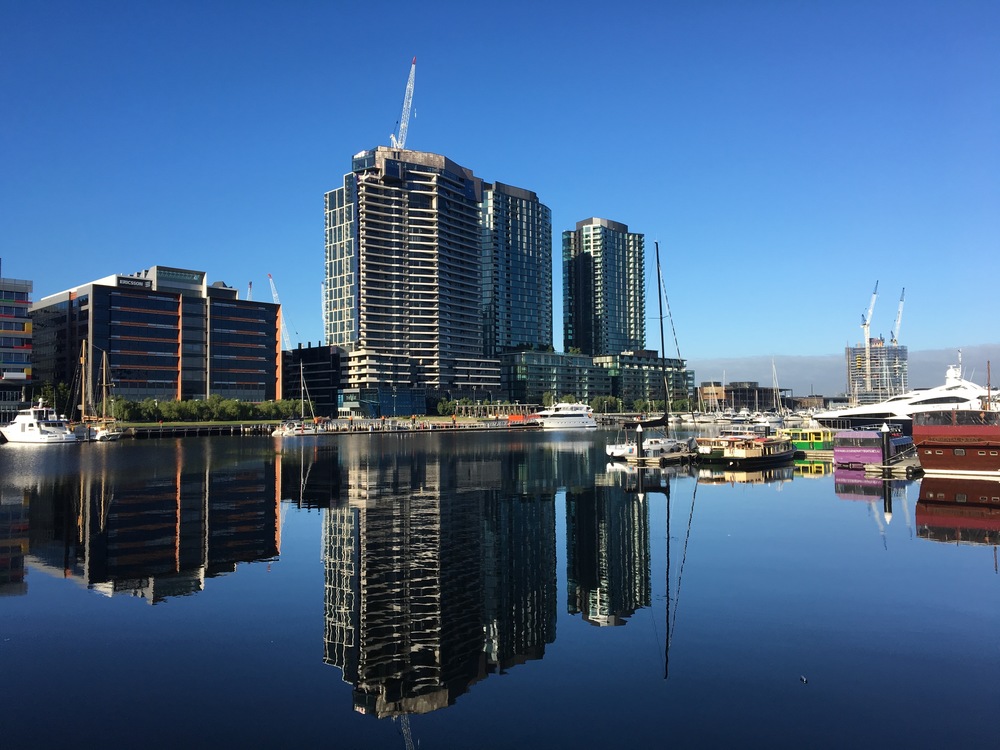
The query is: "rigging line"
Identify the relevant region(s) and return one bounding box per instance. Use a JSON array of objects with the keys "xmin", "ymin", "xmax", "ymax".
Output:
[
  {"xmin": 657, "ymin": 249, "xmax": 683, "ymax": 362},
  {"xmin": 668, "ymin": 480, "xmax": 698, "ymax": 651}
]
